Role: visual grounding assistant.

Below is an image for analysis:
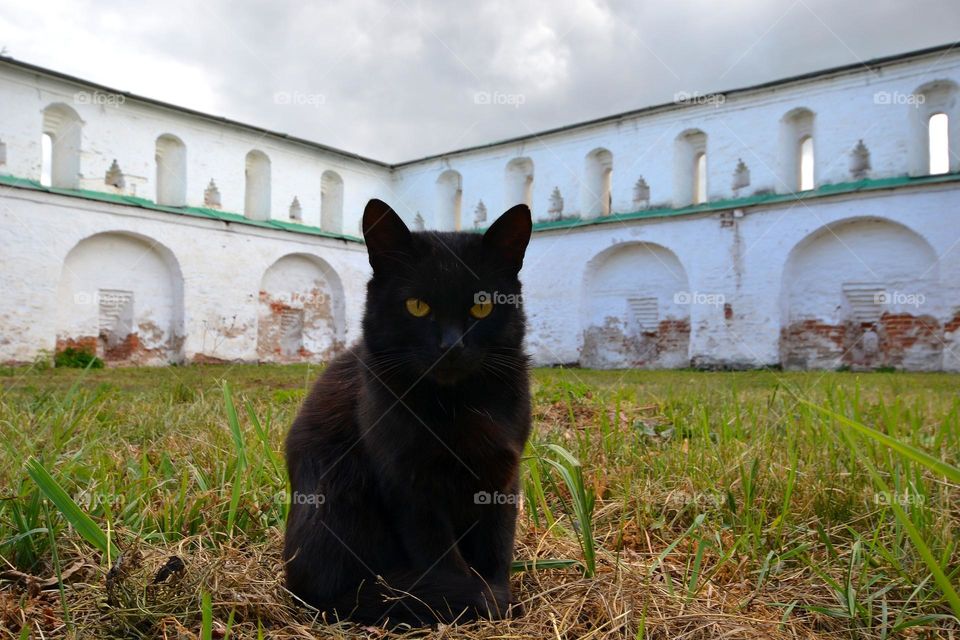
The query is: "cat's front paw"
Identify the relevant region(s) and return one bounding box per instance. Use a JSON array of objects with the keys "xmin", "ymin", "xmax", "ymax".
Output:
[
  {"xmin": 481, "ymin": 583, "xmax": 524, "ymax": 620},
  {"xmin": 505, "ymin": 596, "xmax": 525, "ymax": 618}
]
